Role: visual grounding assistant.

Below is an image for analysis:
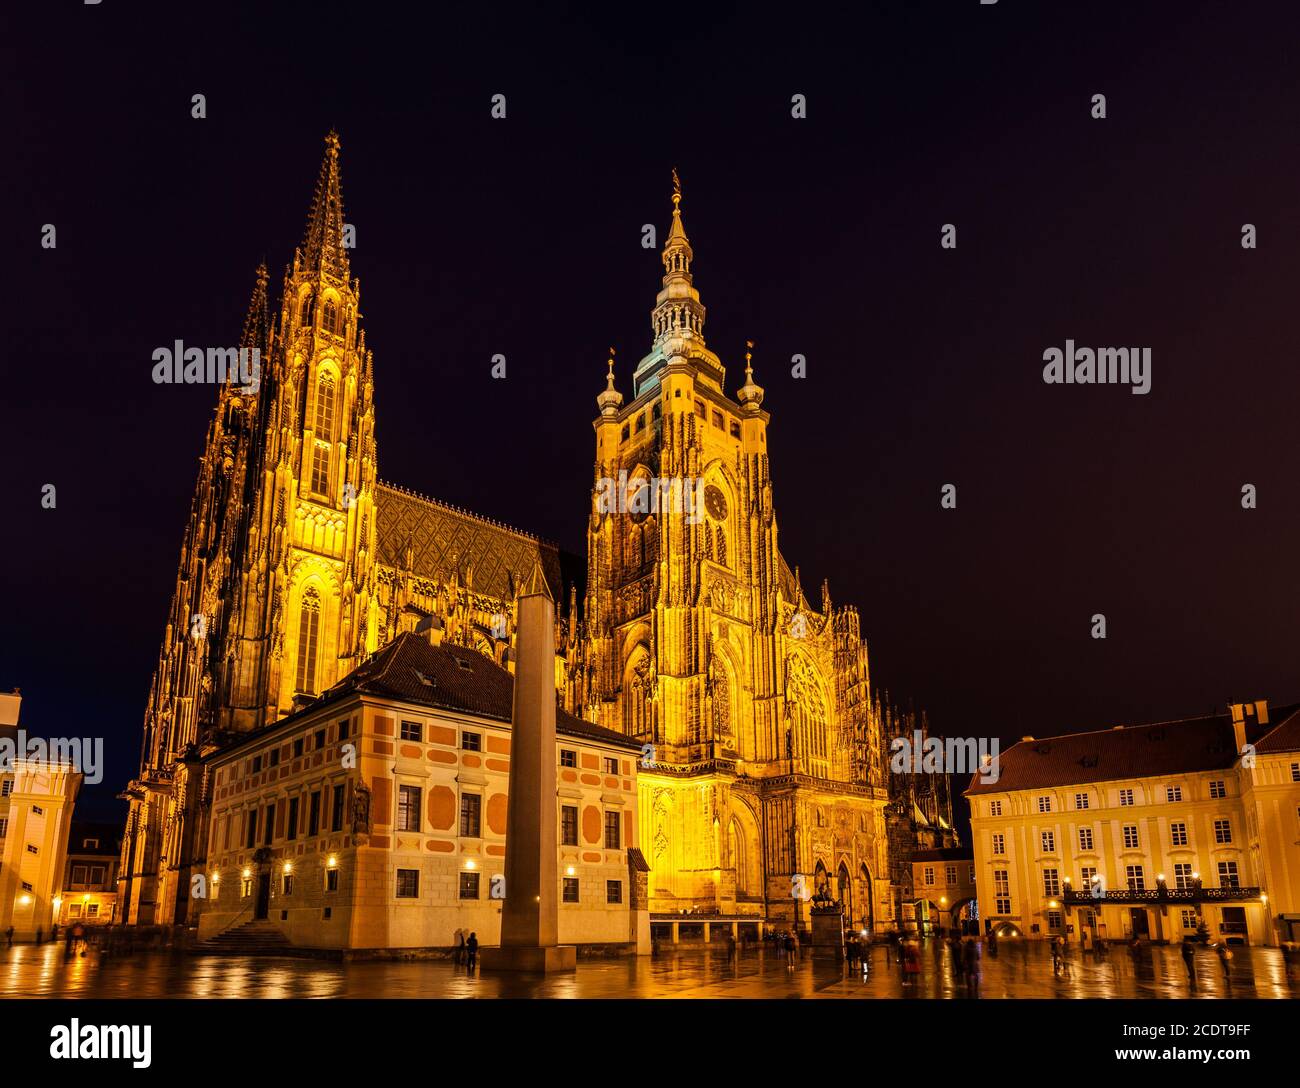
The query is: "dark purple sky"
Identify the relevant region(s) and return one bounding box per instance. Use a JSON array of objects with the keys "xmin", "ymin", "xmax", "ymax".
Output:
[{"xmin": 4, "ymin": 1, "xmax": 1298, "ymax": 820}]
